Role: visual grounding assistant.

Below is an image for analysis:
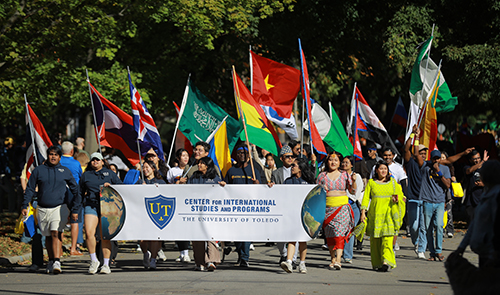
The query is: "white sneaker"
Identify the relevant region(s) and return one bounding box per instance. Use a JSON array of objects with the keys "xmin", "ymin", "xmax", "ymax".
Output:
[
  {"xmin": 88, "ymin": 260, "xmax": 100, "ymax": 274},
  {"xmin": 100, "ymin": 264, "xmax": 111, "ymax": 274},
  {"xmin": 447, "ymin": 232, "xmax": 454, "ymax": 238},
  {"xmin": 52, "ymin": 261, "xmax": 62, "ymax": 274},
  {"xmin": 321, "ymin": 244, "xmax": 328, "ymax": 250},
  {"xmin": 418, "ymin": 252, "xmax": 426, "ymax": 259},
  {"xmin": 149, "ymin": 259, "xmax": 157, "ymax": 270},
  {"xmin": 207, "ymin": 262, "xmax": 216, "ymax": 271},
  {"xmin": 143, "ymin": 251, "xmax": 151, "ymax": 269},
  {"xmin": 280, "ymin": 261, "xmax": 293, "ymax": 273},
  {"xmin": 394, "ymin": 241, "xmax": 400, "ymax": 251},
  {"xmin": 298, "ymin": 263, "xmax": 307, "ymax": 274},
  {"xmin": 182, "ymin": 255, "xmax": 191, "ymax": 263},
  {"xmin": 175, "ymin": 256, "xmax": 182, "ymax": 262},
  {"xmin": 157, "ymin": 249, "xmax": 167, "ymax": 261},
  {"xmin": 249, "ymin": 244, "xmax": 255, "ymax": 251},
  {"xmin": 45, "ymin": 261, "xmax": 54, "ymax": 274}
]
